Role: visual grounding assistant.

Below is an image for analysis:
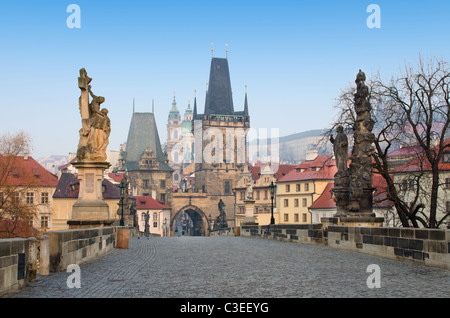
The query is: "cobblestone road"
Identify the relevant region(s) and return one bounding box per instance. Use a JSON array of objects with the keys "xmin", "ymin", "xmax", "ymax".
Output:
[{"xmin": 8, "ymin": 236, "xmax": 450, "ymax": 298}]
